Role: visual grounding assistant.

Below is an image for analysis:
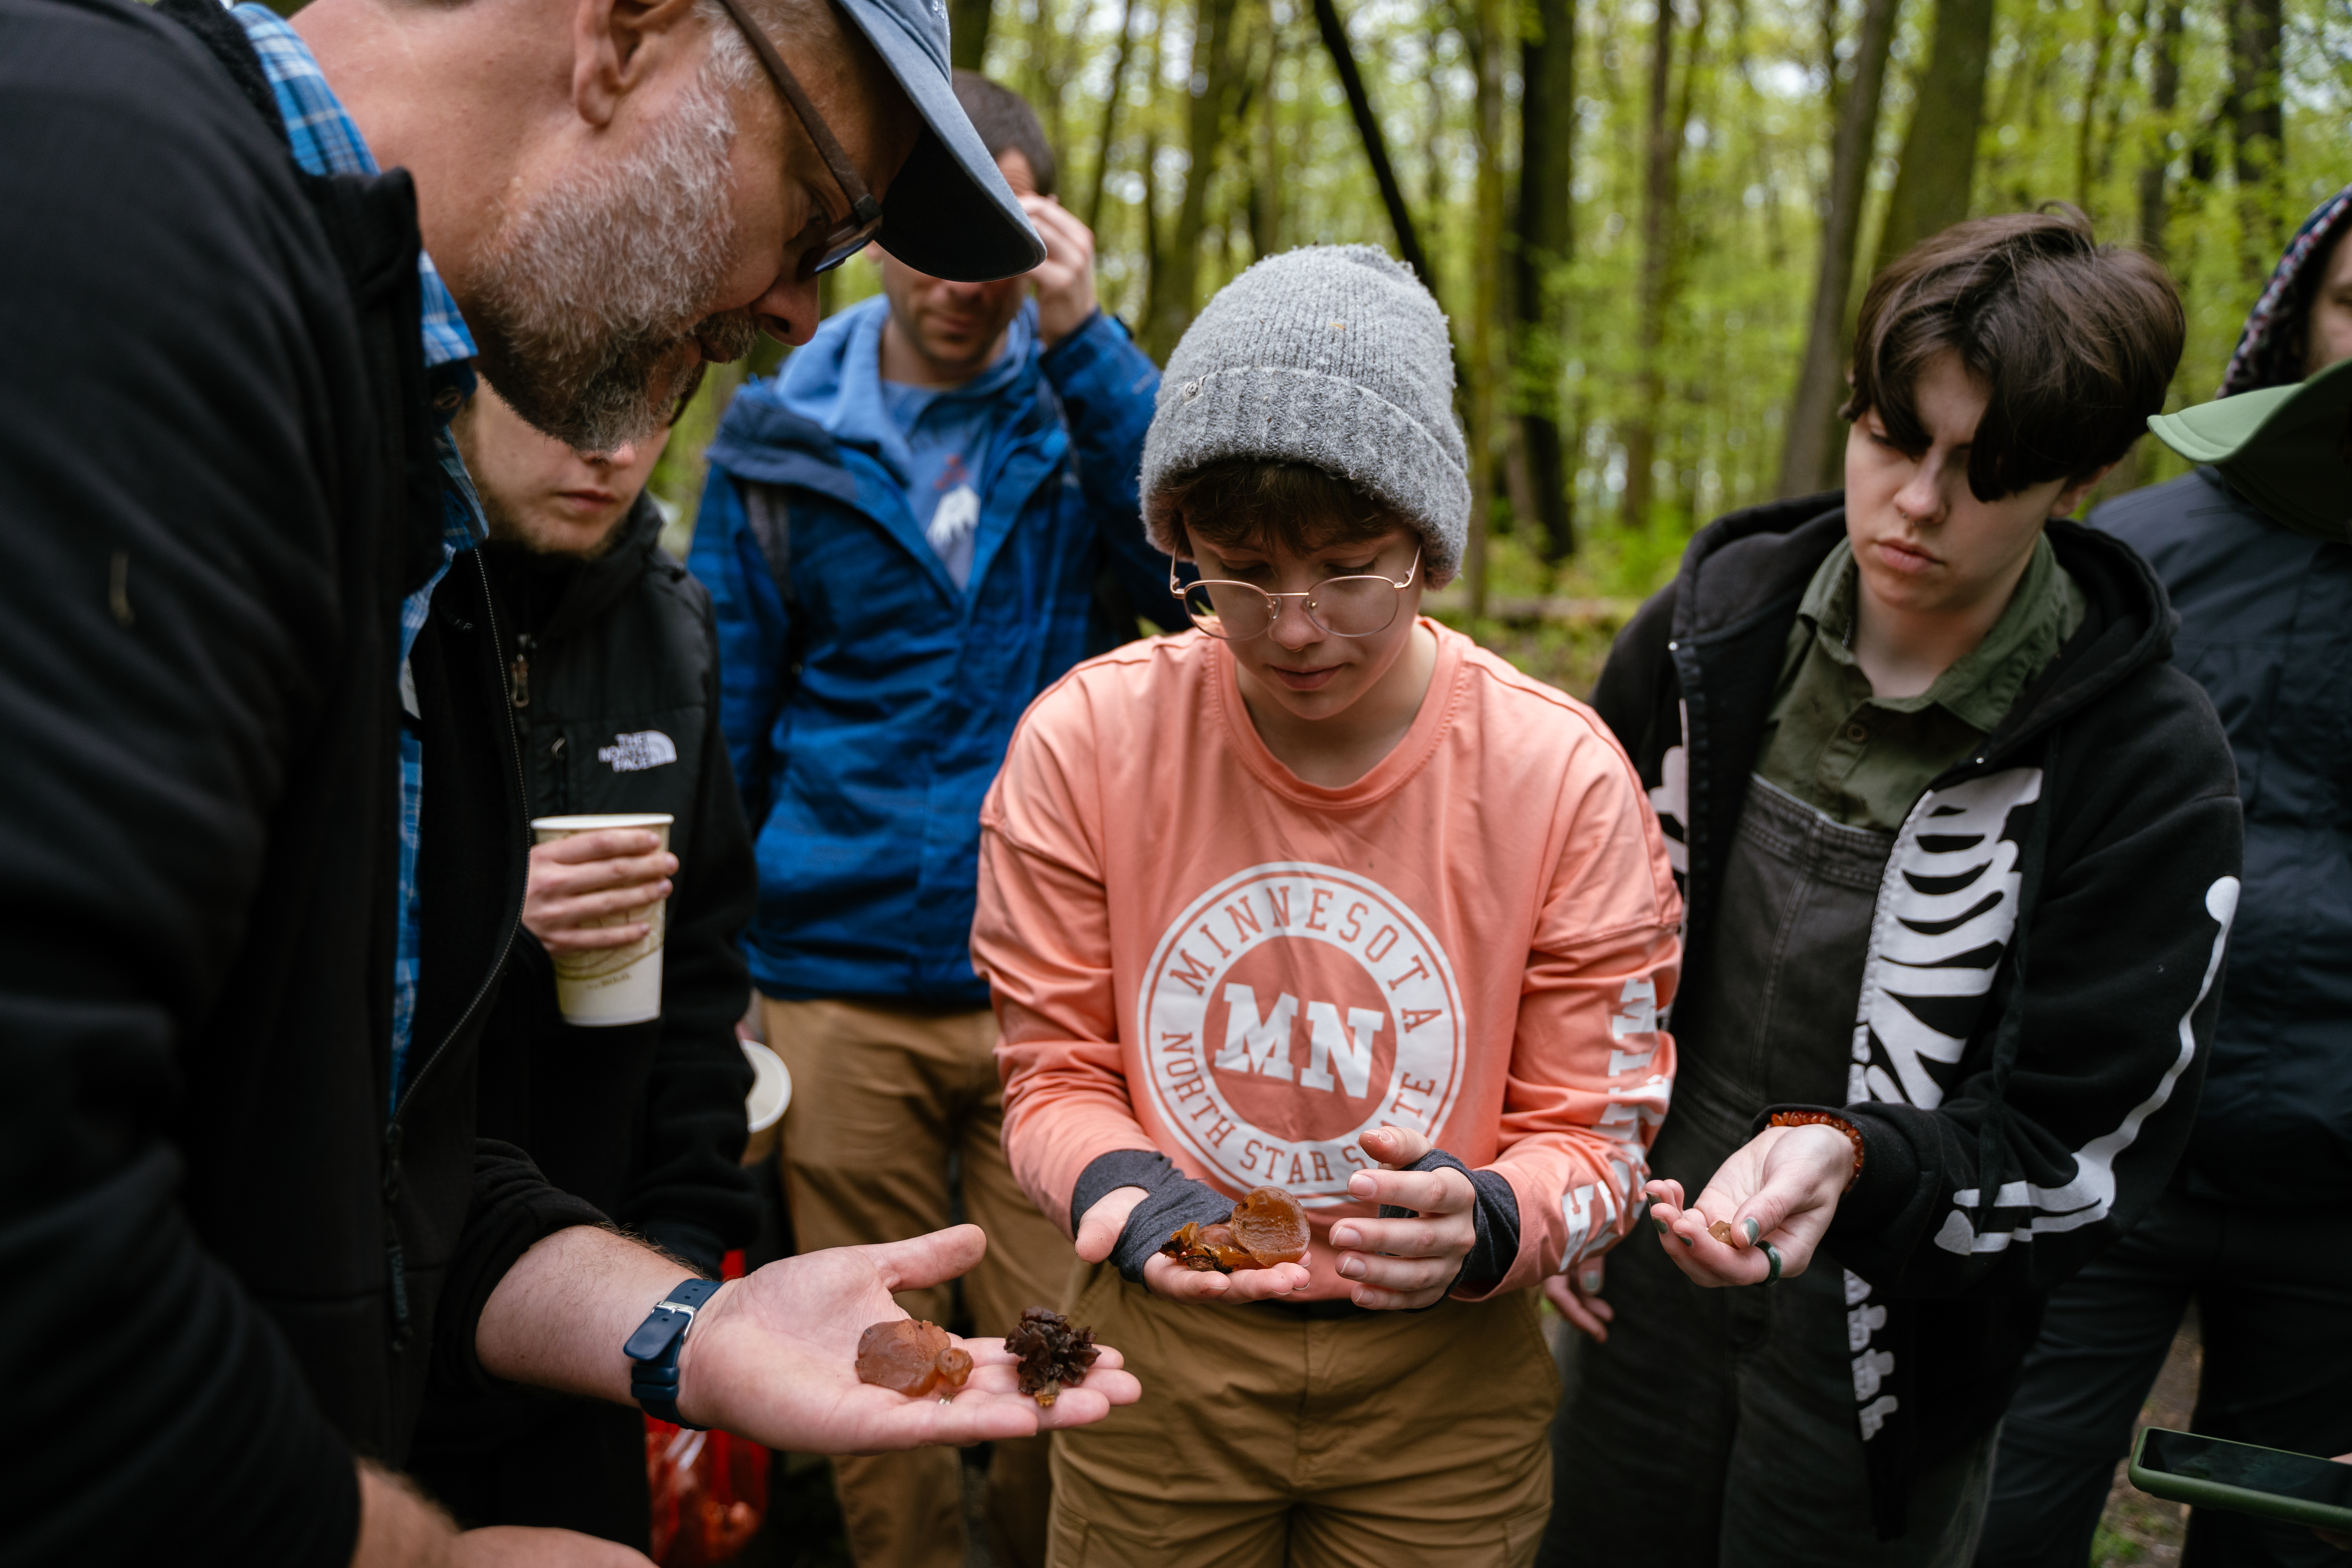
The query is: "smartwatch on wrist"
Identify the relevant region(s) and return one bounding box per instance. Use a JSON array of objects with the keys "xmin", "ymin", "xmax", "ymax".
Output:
[{"xmin": 624, "ymin": 1277, "xmax": 722, "ymax": 1429}]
